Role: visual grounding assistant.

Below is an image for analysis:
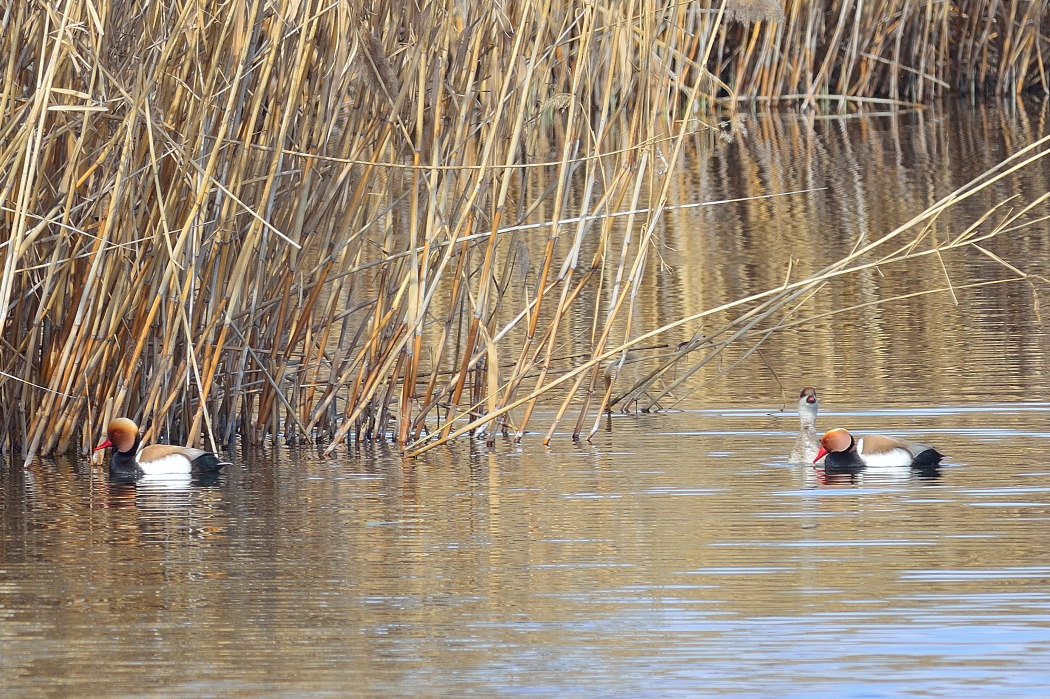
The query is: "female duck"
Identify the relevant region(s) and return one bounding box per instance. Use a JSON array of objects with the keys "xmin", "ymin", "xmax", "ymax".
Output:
[{"xmin": 789, "ymin": 387, "xmax": 820, "ymax": 463}]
